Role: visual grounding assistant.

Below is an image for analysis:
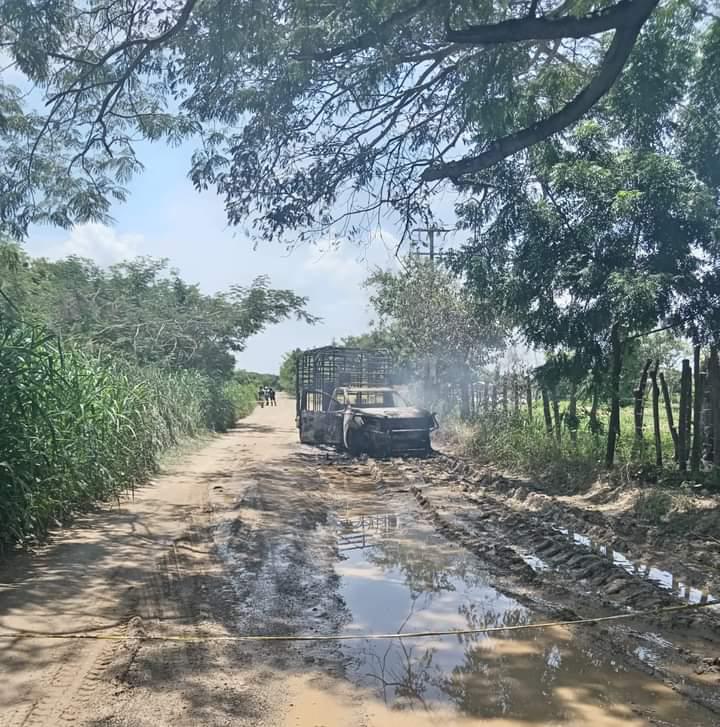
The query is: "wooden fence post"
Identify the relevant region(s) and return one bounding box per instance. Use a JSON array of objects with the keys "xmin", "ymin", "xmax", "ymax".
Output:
[
  {"xmin": 678, "ymin": 359, "xmax": 692, "ymax": 472},
  {"xmin": 460, "ymin": 380, "xmax": 471, "ymax": 420},
  {"xmin": 568, "ymin": 381, "xmax": 578, "ymax": 444},
  {"xmin": 589, "ymin": 381, "xmax": 601, "ymax": 436},
  {"xmin": 551, "ymin": 390, "xmax": 562, "ymax": 442},
  {"xmin": 605, "ymin": 324, "xmax": 623, "ymax": 468},
  {"xmin": 634, "ymin": 358, "xmax": 653, "ymax": 445},
  {"xmin": 702, "ymin": 365, "xmax": 713, "ymax": 463},
  {"xmin": 685, "ymin": 360, "xmax": 693, "ymax": 466},
  {"xmin": 650, "ymin": 360, "xmax": 662, "ymax": 467},
  {"xmin": 709, "ymin": 347, "xmax": 720, "ymax": 465},
  {"xmin": 659, "ymin": 371, "xmax": 678, "ymax": 460},
  {"xmin": 691, "ymin": 345, "xmax": 705, "ymax": 474},
  {"xmin": 526, "ymin": 377, "xmax": 533, "ymax": 421},
  {"xmin": 541, "ymin": 387, "xmax": 553, "ymax": 436}
]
